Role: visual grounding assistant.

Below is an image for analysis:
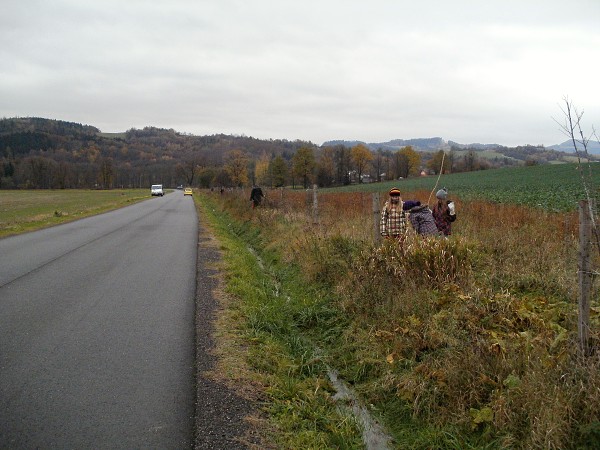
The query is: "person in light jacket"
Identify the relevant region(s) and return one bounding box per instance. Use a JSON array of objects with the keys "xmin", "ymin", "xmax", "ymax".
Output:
[{"xmin": 380, "ymin": 187, "xmax": 407, "ymax": 241}]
